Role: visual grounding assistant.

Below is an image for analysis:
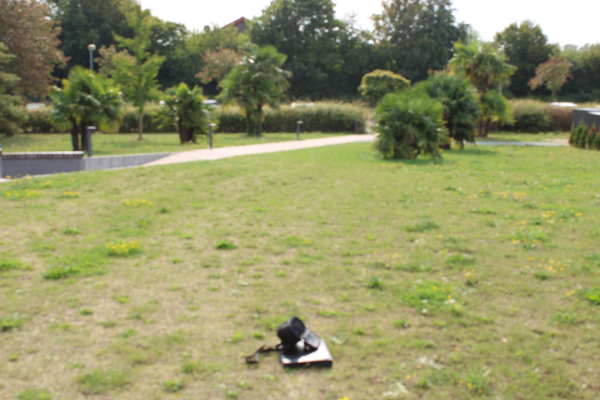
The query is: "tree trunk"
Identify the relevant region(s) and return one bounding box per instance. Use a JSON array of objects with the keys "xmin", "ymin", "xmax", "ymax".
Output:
[
  {"xmin": 138, "ymin": 106, "xmax": 144, "ymax": 141},
  {"xmin": 178, "ymin": 120, "xmax": 186, "ymax": 144},
  {"xmin": 70, "ymin": 123, "xmax": 80, "ymax": 151},
  {"xmin": 80, "ymin": 121, "xmax": 88, "ymax": 153},
  {"xmin": 483, "ymin": 117, "xmax": 493, "ymax": 137}
]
